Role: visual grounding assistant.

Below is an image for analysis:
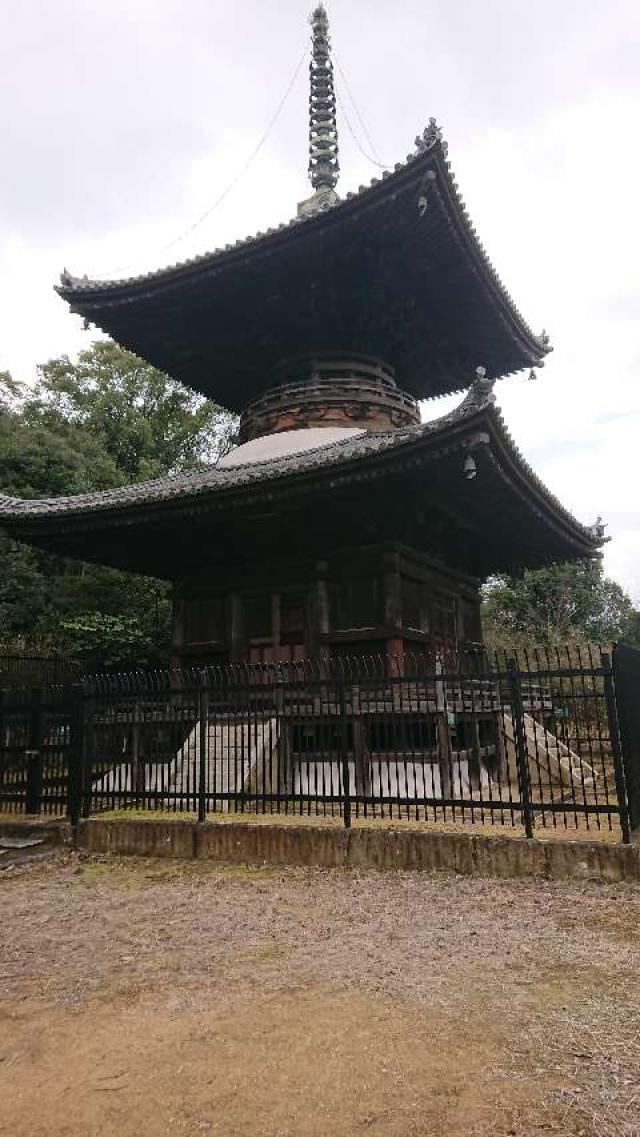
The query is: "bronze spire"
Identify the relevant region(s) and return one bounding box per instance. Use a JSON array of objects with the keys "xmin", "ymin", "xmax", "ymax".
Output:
[
  {"xmin": 298, "ymin": 3, "xmax": 340, "ymax": 215},
  {"xmin": 308, "ymin": 3, "xmax": 339, "ymax": 191}
]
